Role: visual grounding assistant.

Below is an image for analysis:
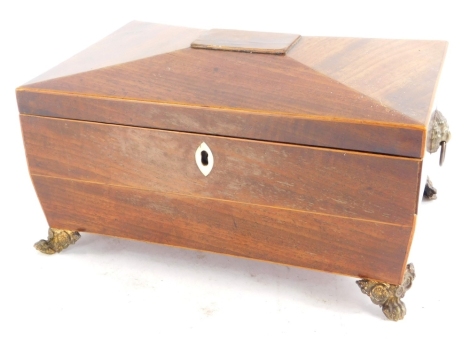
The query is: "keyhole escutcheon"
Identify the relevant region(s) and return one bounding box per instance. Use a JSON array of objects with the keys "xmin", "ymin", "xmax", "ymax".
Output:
[{"xmin": 195, "ymin": 142, "xmax": 214, "ymax": 176}]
